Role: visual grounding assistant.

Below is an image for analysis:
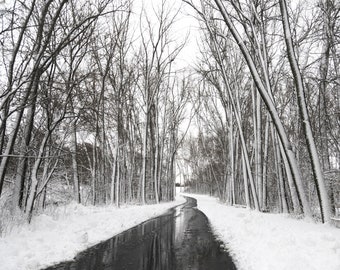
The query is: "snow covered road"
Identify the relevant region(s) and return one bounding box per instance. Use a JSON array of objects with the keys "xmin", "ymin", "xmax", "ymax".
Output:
[{"xmin": 186, "ymin": 194, "xmax": 340, "ymax": 270}]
